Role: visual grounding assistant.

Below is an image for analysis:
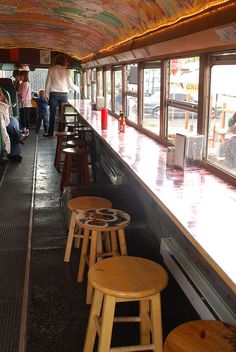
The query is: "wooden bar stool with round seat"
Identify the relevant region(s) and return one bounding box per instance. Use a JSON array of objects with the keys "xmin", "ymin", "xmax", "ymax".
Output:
[
  {"xmin": 83, "ymin": 256, "xmax": 169, "ymax": 352},
  {"xmin": 60, "ymin": 147, "xmax": 90, "ymax": 190},
  {"xmin": 164, "ymin": 320, "xmax": 236, "ymax": 352},
  {"xmin": 64, "ymin": 196, "xmax": 112, "ymax": 262},
  {"xmin": 76, "ymin": 208, "xmax": 130, "ymax": 304},
  {"xmin": 54, "ymin": 131, "xmax": 76, "ymax": 171},
  {"xmin": 57, "ymin": 102, "xmax": 80, "ymax": 132},
  {"xmin": 66, "ymin": 139, "xmax": 96, "ymax": 183}
]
